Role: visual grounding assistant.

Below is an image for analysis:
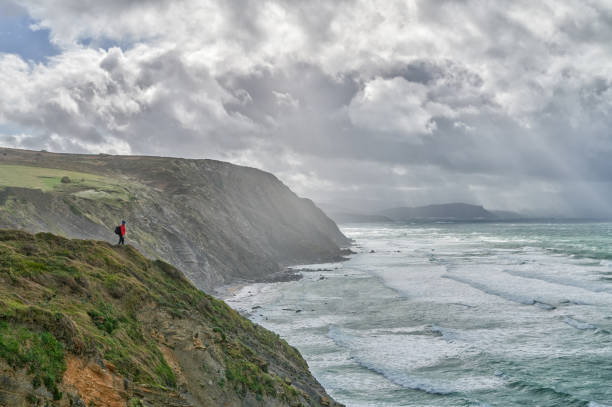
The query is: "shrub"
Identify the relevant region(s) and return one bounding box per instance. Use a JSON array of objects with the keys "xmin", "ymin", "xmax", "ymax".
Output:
[{"xmin": 87, "ymin": 303, "xmax": 119, "ymax": 334}]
